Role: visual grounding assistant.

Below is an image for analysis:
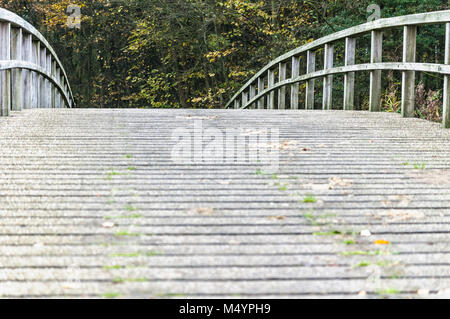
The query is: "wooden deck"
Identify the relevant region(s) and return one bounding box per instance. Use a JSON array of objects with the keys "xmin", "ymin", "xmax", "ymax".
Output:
[{"xmin": 0, "ymin": 108, "xmax": 450, "ymax": 298}]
